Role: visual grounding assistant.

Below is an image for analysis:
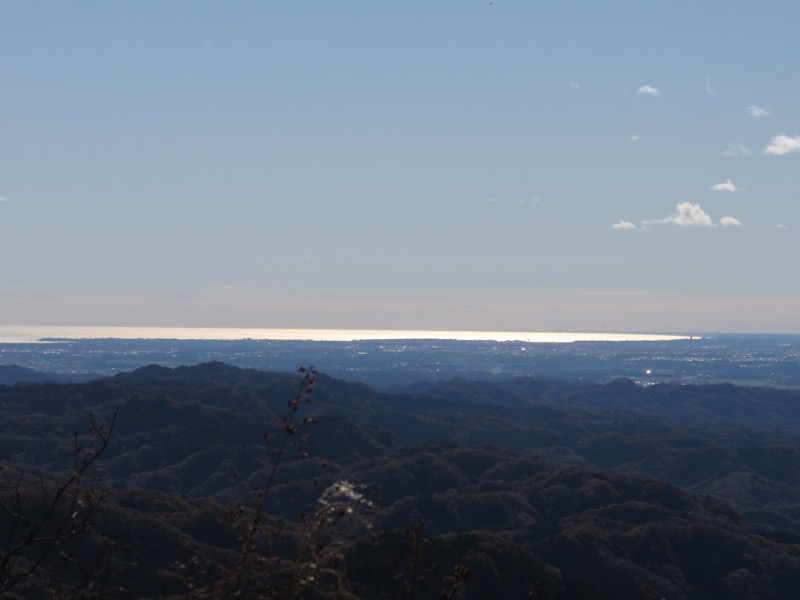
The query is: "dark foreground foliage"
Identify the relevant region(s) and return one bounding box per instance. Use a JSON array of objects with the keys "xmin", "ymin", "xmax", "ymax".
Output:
[{"xmin": 2, "ymin": 363, "xmax": 800, "ymax": 598}]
